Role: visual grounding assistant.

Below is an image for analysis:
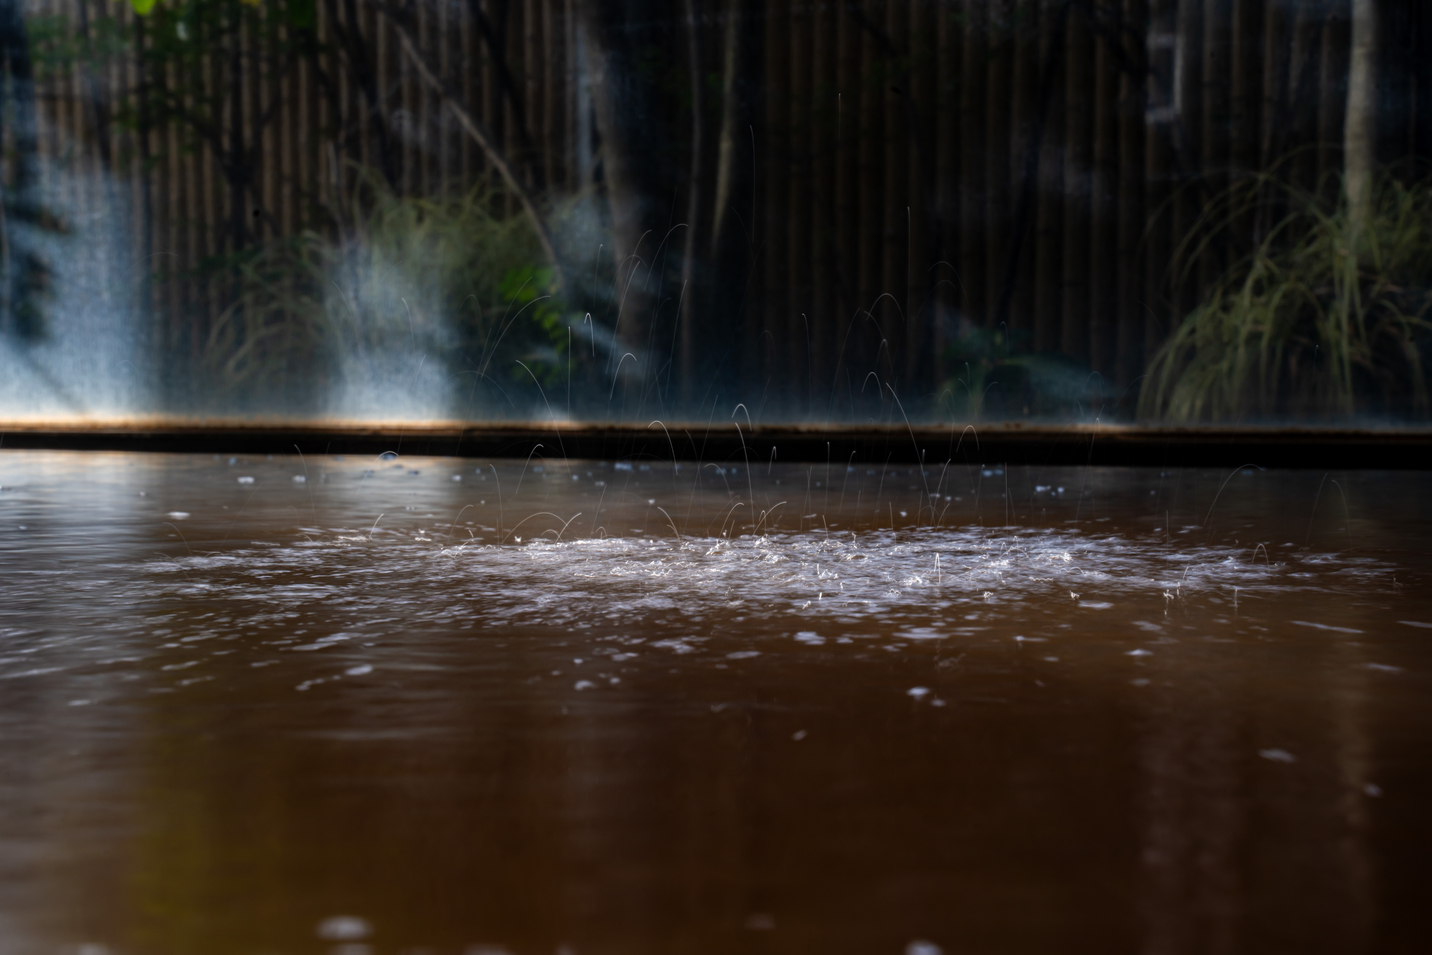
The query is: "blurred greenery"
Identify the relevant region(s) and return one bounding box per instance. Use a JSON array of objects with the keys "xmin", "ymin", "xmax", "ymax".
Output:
[
  {"xmin": 196, "ymin": 168, "xmax": 569, "ymax": 412},
  {"xmin": 939, "ymin": 326, "xmax": 1109, "ymax": 421},
  {"xmin": 1142, "ymin": 173, "xmax": 1432, "ymax": 422}
]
